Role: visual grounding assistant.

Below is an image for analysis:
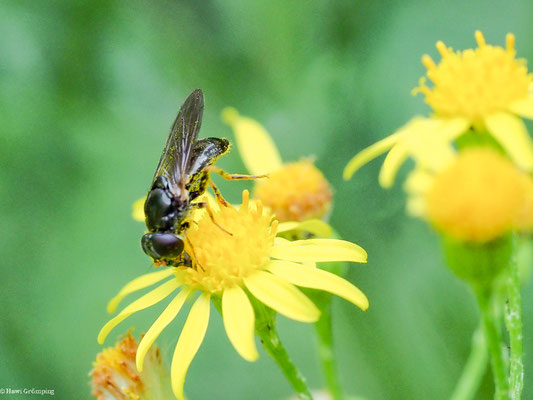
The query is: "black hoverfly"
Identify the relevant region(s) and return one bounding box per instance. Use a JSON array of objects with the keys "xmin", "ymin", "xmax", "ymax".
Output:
[{"xmin": 141, "ymin": 89, "xmax": 261, "ymax": 267}]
